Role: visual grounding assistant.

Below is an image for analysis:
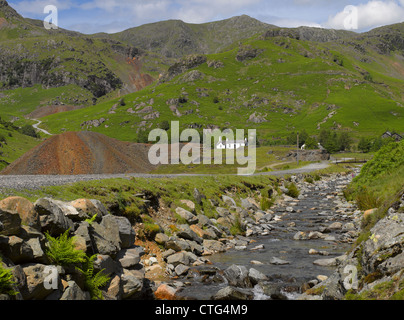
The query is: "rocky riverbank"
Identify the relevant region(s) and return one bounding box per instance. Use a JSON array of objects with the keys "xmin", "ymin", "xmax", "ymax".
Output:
[
  {"xmin": 146, "ymin": 169, "xmax": 364, "ymax": 300},
  {"xmin": 1, "ymin": 168, "xmax": 373, "ymax": 300}
]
